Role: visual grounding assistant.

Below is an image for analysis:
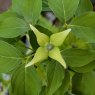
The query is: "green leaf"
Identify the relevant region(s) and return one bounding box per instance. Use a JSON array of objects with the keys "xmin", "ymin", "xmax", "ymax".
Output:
[
  {"xmin": 42, "ymin": 0, "xmax": 50, "ymax": 11},
  {"xmin": 62, "ymin": 33, "xmax": 89, "ymax": 49},
  {"xmin": 37, "ymin": 16, "xmax": 59, "ymax": 34},
  {"xmin": 11, "ymin": 0, "xmax": 24, "ymax": 15},
  {"xmin": 14, "ymin": 41, "xmax": 27, "ymax": 54},
  {"xmin": 69, "ymin": 12, "xmax": 95, "ymax": 43},
  {"xmin": 48, "ymin": 0, "xmax": 79, "ymax": 22},
  {"xmin": 0, "ymin": 11, "xmax": 18, "ymax": 22},
  {"xmin": 29, "ymin": 30, "xmax": 39, "ymax": 50},
  {"xmin": 23, "ymin": 0, "xmax": 42, "ymax": 24},
  {"xmin": 11, "ymin": 65, "xmax": 25, "ymax": 95},
  {"xmin": 75, "ymin": 0, "xmax": 93, "ymax": 16},
  {"xmin": 11, "ymin": 65, "xmax": 42, "ymax": 95},
  {"xmin": 54, "ymin": 71, "xmax": 70, "ymax": 95},
  {"xmin": 46, "ymin": 61, "xmax": 65, "ymax": 95},
  {"xmin": 63, "ymin": 48, "xmax": 95, "ymax": 67},
  {"xmin": 72, "ymin": 72, "xmax": 95, "ymax": 95},
  {"xmin": 36, "ymin": 25, "xmax": 52, "ymax": 36},
  {"xmin": 0, "ymin": 37, "xmax": 18, "ymax": 44},
  {"xmin": 0, "ymin": 17, "xmax": 29, "ymax": 38},
  {"xmin": 36, "ymin": 62, "xmax": 48, "ymax": 86},
  {"xmin": 12, "ymin": 0, "xmax": 42, "ymax": 24},
  {"xmin": 0, "ymin": 40, "xmax": 22, "ymax": 73},
  {"xmin": 71, "ymin": 61, "xmax": 95, "ymax": 73},
  {"xmin": 89, "ymin": 43, "xmax": 95, "ymax": 51}
]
